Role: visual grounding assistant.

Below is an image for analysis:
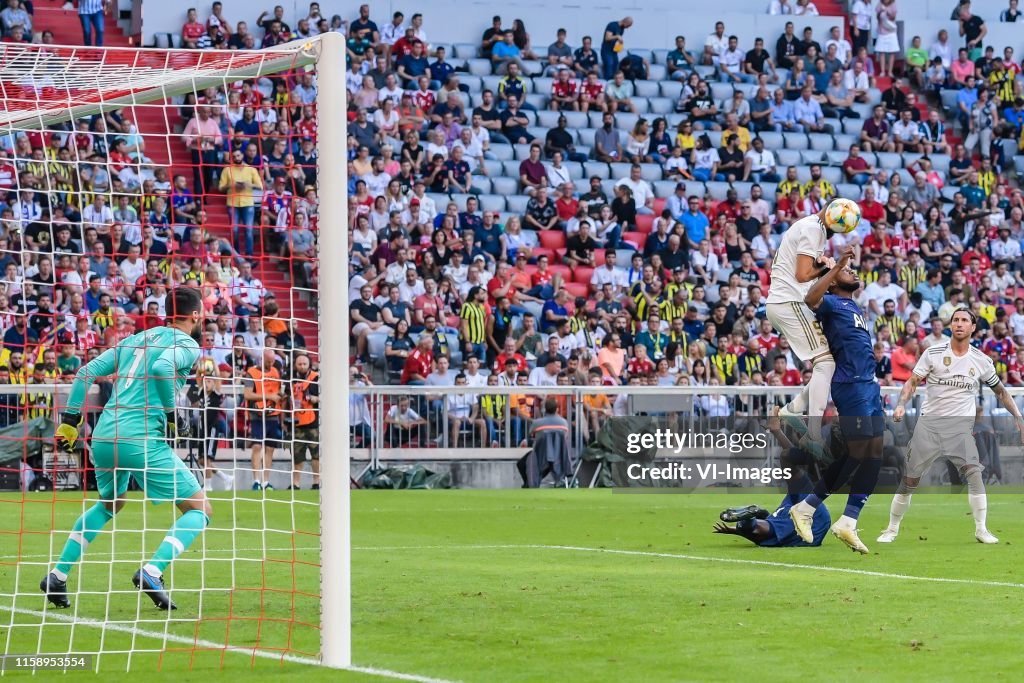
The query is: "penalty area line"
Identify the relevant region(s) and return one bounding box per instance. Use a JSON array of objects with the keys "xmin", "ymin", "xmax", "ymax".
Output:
[
  {"xmin": 355, "ymin": 543, "xmax": 1024, "ymax": 590},
  {"xmin": 0, "ymin": 605, "xmax": 459, "ymax": 683}
]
